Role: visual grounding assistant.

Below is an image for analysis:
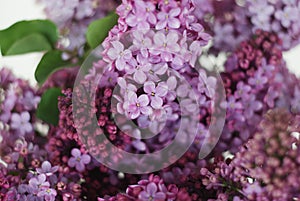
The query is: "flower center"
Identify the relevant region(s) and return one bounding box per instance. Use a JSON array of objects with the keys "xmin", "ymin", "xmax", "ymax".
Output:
[
  {"xmin": 151, "ymin": 92, "xmax": 155, "ymax": 96},
  {"xmin": 136, "ymin": 103, "xmax": 140, "ymax": 107},
  {"xmin": 76, "ymin": 157, "xmax": 81, "ymax": 162}
]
